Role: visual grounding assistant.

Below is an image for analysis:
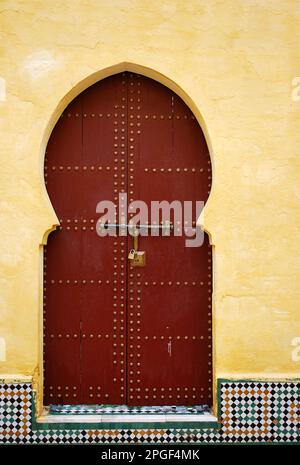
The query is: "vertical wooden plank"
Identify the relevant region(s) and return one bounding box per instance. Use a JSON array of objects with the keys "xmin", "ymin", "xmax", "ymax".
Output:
[
  {"xmin": 127, "ymin": 73, "xmax": 212, "ymax": 406},
  {"xmin": 44, "ymin": 97, "xmax": 83, "ymax": 405},
  {"xmin": 44, "ymin": 75, "xmax": 129, "ymax": 405},
  {"xmin": 80, "ymin": 75, "xmax": 128, "ymax": 404}
]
